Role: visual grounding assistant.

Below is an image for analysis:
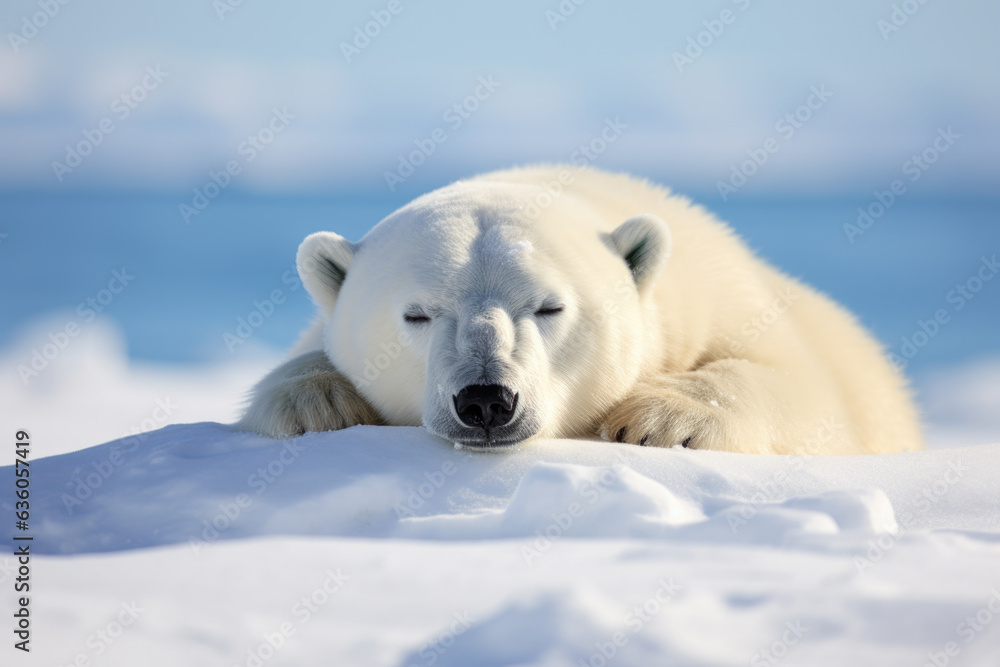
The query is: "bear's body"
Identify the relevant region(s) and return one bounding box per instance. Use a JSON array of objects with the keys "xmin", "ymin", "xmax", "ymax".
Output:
[{"xmin": 238, "ymin": 166, "xmax": 923, "ymax": 454}]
